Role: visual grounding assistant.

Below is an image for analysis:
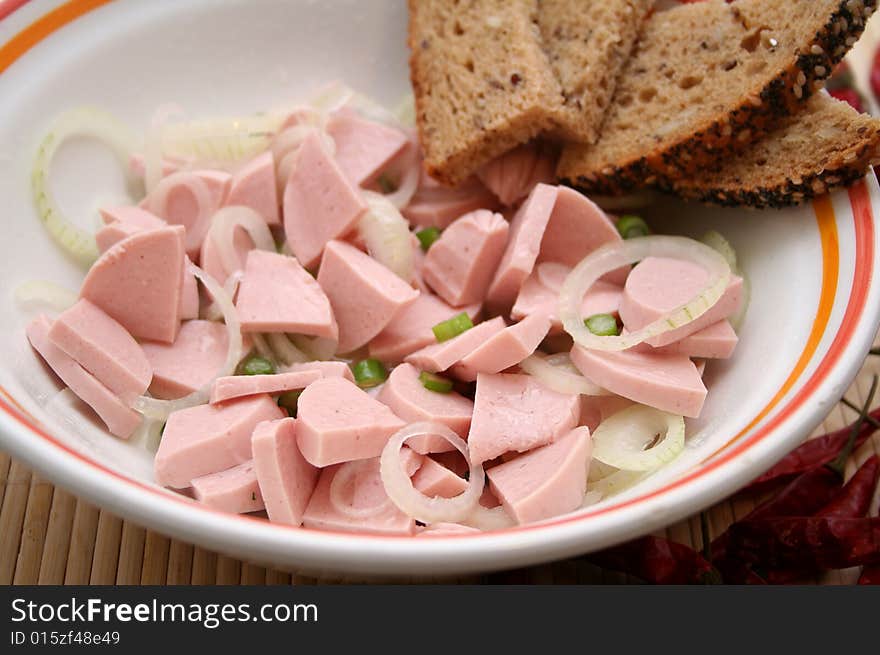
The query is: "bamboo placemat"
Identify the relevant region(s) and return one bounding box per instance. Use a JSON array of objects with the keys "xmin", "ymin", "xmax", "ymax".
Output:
[{"xmin": 2, "ymin": 333, "xmax": 878, "ymax": 585}]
